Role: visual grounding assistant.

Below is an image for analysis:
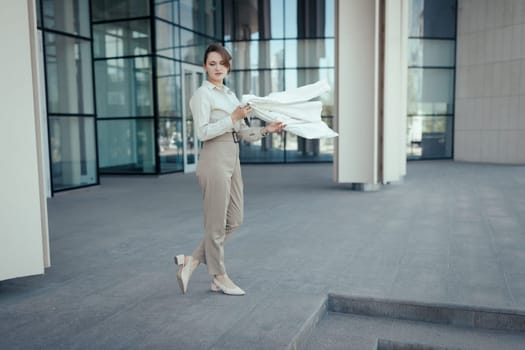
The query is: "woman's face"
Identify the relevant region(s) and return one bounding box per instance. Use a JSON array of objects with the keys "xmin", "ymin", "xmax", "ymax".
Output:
[{"xmin": 204, "ymin": 51, "xmax": 229, "ymax": 85}]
